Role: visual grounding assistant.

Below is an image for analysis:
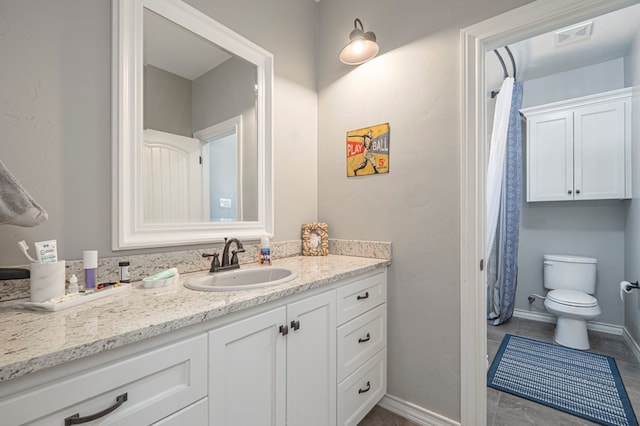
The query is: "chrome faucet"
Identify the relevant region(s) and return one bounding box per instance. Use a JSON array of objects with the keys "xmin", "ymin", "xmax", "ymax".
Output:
[{"xmin": 202, "ymin": 238, "xmax": 245, "ymax": 273}]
